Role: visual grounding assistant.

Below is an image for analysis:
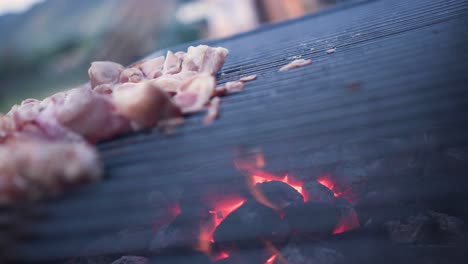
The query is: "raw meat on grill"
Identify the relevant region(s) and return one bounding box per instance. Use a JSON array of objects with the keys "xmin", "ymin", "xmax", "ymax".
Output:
[
  {"xmin": 203, "ymin": 97, "xmax": 221, "ymax": 125},
  {"xmin": 182, "ymin": 45, "xmax": 229, "ymax": 74},
  {"xmin": 112, "ymin": 81, "xmax": 182, "ymax": 129},
  {"xmin": 139, "ymin": 56, "xmax": 166, "ymax": 79},
  {"xmin": 37, "ymin": 87, "xmax": 131, "ymax": 143},
  {"xmin": 163, "ymin": 51, "xmax": 183, "ymax": 74},
  {"xmin": 88, "ymin": 61, "xmax": 125, "ymax": 88},
  {"xmin": 279, "ymin": 59, "xmax": 312, "ymax": 72},
  {"xmin": 0, "ymin": 140, "xmax": 101, "ymax": 203},
  {"xmin": 174, "ymin": 74, "xmax": 216, "ymax": 113},
  {"xmin": 239, "ymin": 74, "xmax": 257, "ymax": 82},
  {"xmin": 0, "ymin": 44, "xmax": 256, "ymax": 202},
  {"xmin": 119, "ymin": 67, "xmax": 145, "ymax": 83}
]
